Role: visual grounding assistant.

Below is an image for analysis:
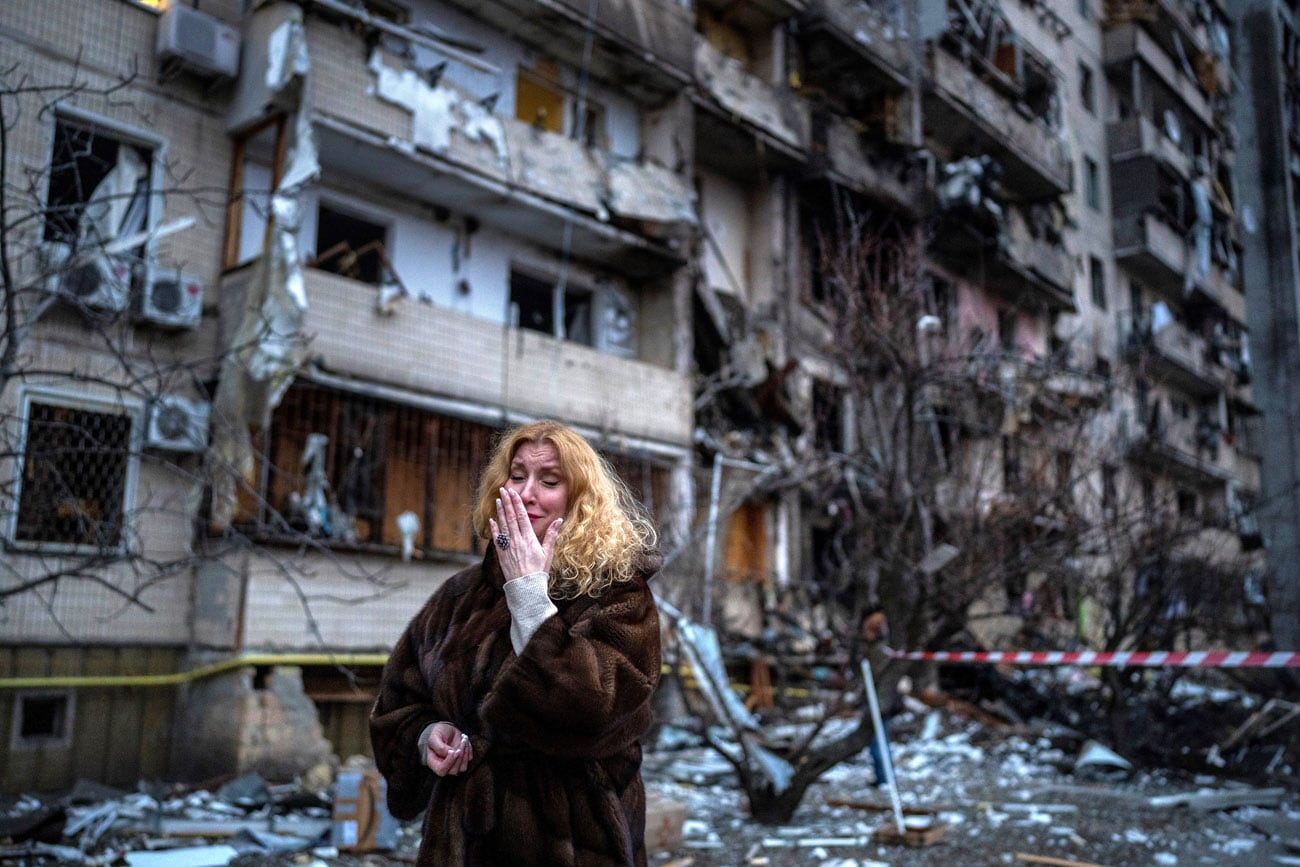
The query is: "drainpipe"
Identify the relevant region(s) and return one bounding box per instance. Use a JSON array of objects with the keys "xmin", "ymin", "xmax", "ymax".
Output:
[{"xmin": 0, "ymin": 653, "xmax": 390, "ymax": 690}]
